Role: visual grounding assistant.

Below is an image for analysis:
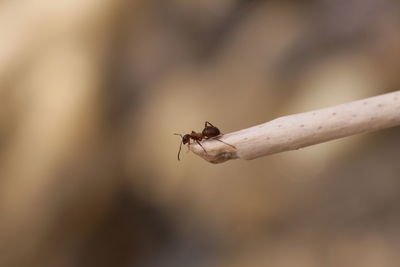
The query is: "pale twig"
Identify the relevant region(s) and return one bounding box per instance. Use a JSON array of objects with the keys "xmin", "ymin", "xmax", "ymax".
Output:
[{"xmin": 190, "ymin": 91, "xmax": 400, "ymax": 163}]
